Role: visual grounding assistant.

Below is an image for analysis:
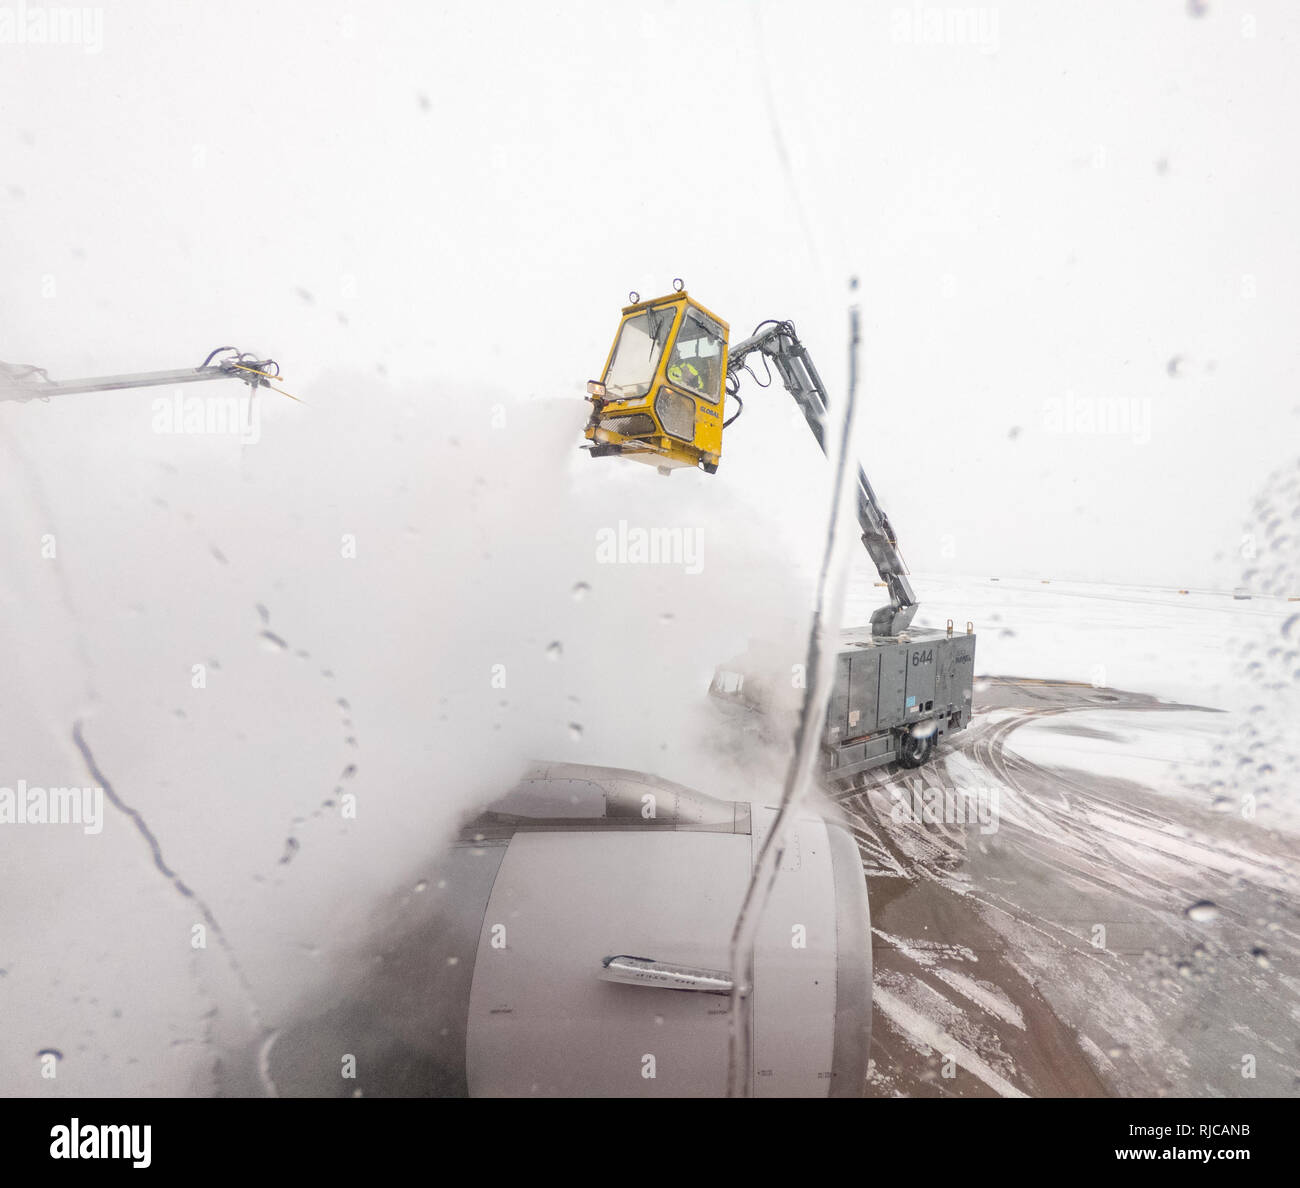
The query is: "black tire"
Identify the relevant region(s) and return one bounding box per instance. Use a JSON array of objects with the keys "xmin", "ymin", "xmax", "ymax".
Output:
[{"xmin": 896, "ymin": 729, "xmax": 934, "ymax": 769}]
